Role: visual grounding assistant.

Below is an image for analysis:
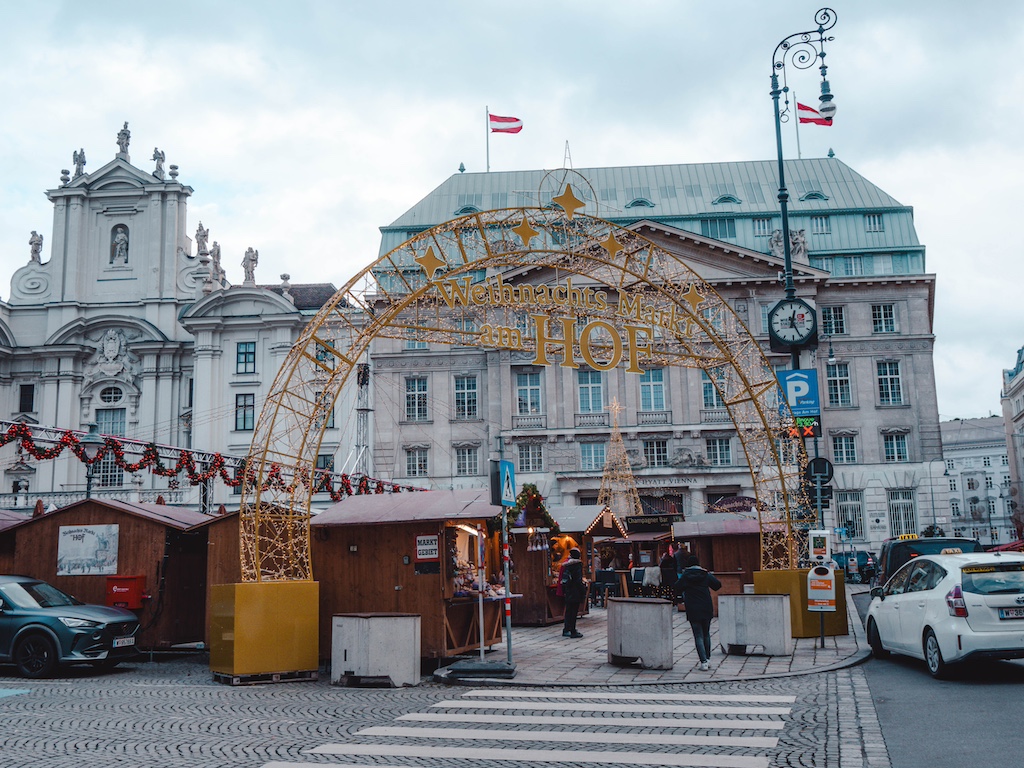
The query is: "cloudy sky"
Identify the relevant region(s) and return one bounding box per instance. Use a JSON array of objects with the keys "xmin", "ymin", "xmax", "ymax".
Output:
[{"xmin": 1, "ymin": 0, "xmax": 1020, "ymax": 422}]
